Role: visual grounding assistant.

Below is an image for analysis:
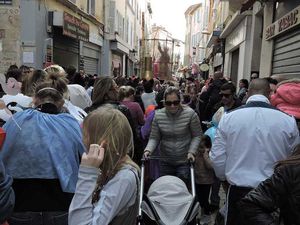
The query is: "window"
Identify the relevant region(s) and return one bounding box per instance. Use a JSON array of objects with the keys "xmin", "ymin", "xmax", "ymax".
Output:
[
  {"xmin": 87, "ymin": 0, "xmax": 95, "ymax": 15},
  {"xmin": 0, "ymin": 0, "xmax": 12, "ymax": 4},
  {"xmin": 197, "ymin": 10, "xmax": 200, "ymax": 22}
]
